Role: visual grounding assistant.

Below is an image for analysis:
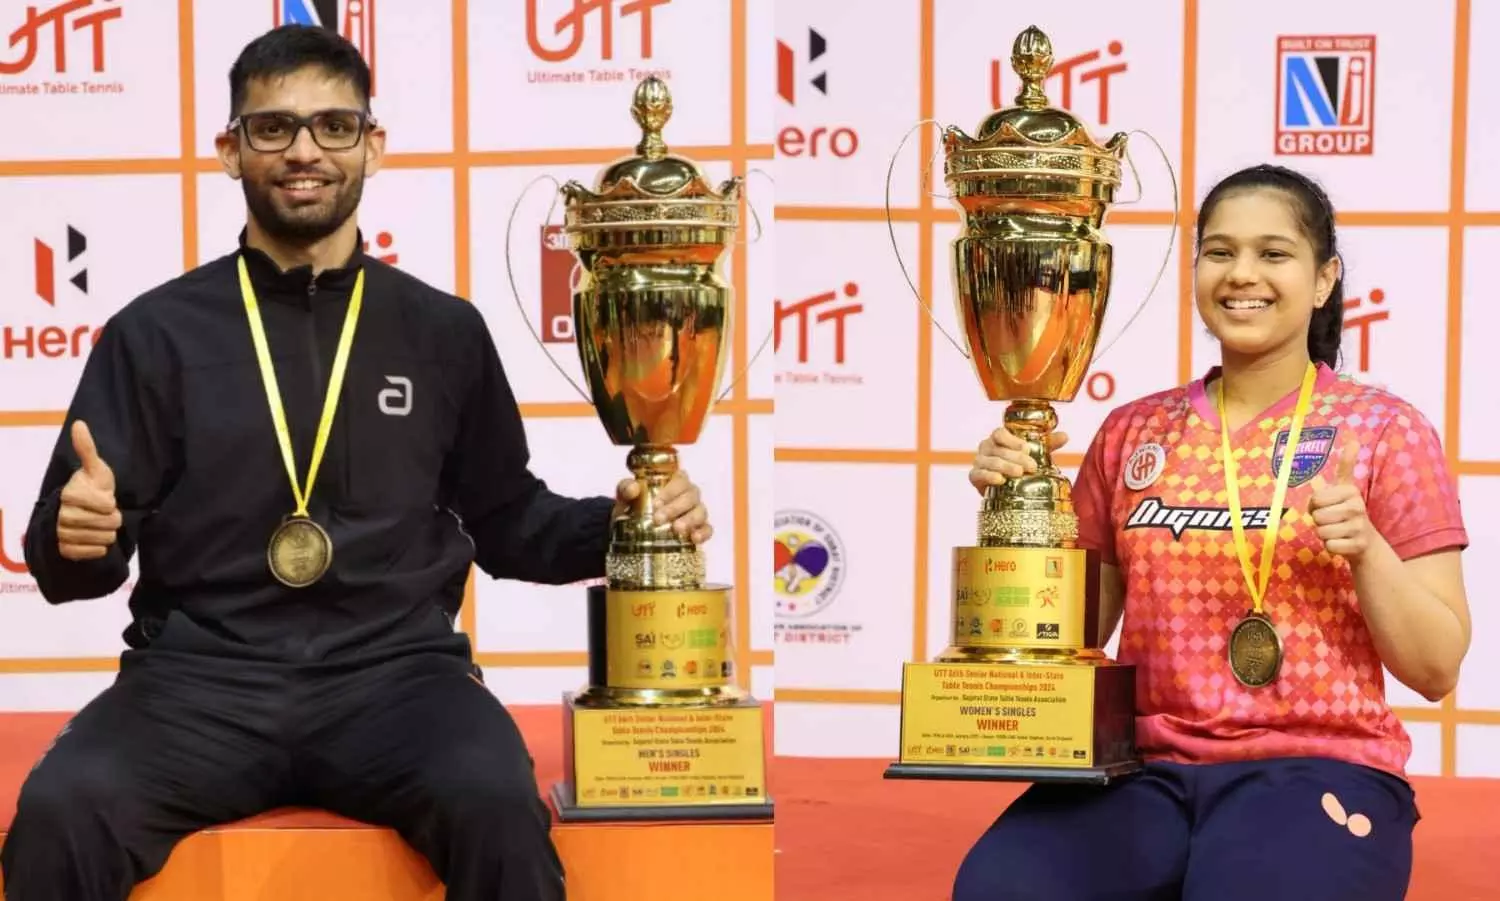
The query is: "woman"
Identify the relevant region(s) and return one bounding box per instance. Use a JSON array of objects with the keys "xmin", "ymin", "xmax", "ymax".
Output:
[{"xmin": 952, "ymin": 164, "xmax": 1471, "ymax": 901}]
